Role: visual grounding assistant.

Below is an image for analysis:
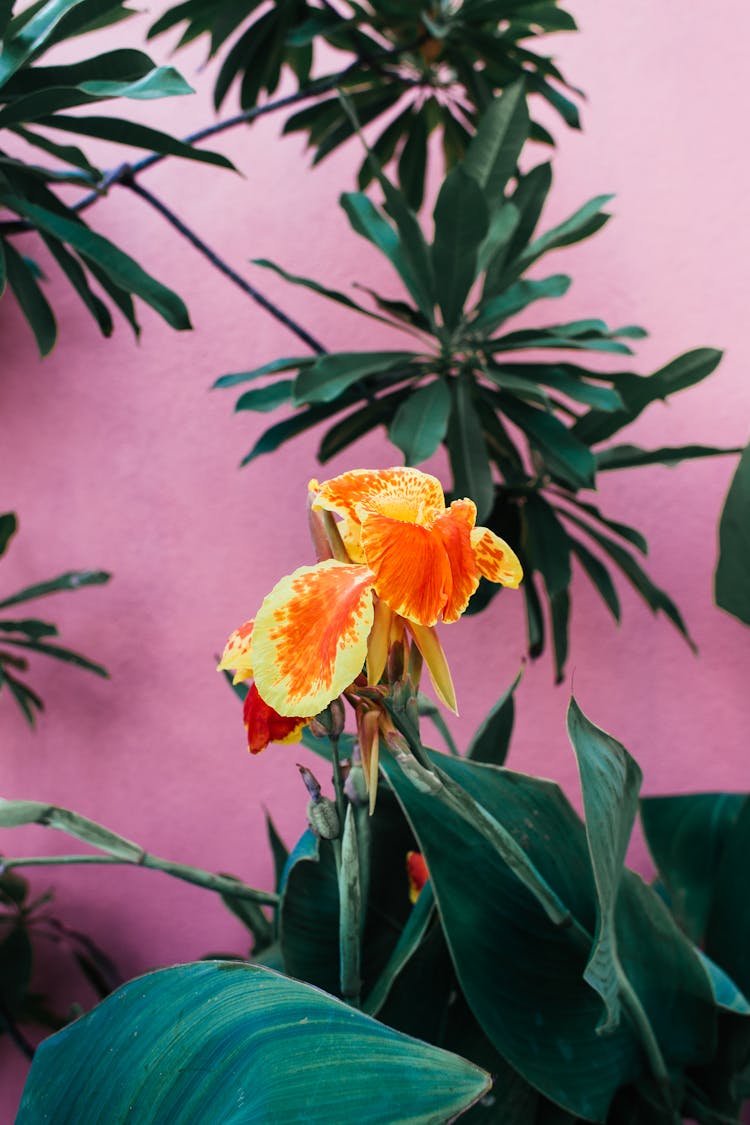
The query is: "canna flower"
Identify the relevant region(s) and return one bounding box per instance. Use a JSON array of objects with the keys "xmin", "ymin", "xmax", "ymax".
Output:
[
  {"xmin": 406, "ymin": 851, "xmax": 430, "ymax": 903},
  {"xmin": 219, "ymin": 467, "xmax": 522, "ymax": 753}
]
